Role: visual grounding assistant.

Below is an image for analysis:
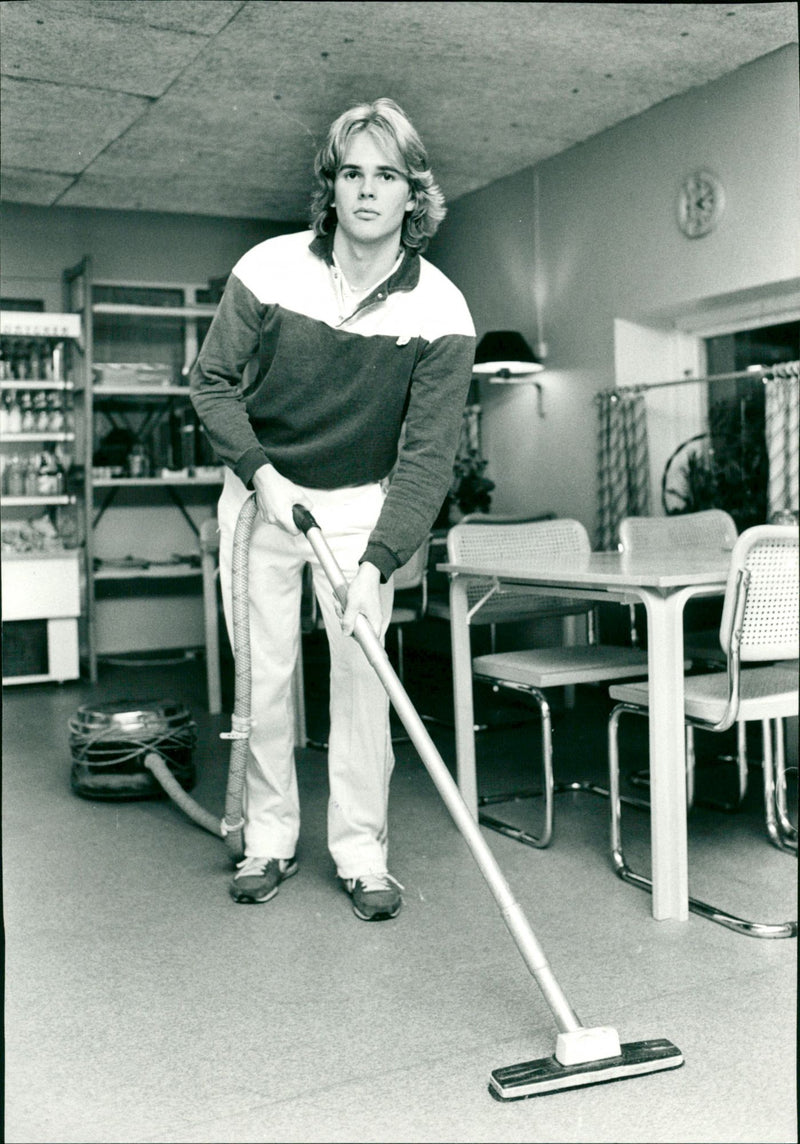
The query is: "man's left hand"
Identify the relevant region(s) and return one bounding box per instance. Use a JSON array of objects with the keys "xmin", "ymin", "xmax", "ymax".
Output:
[{"xmin": 341, "ymin": 562, "xmax": 383, "ymax": 637}]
